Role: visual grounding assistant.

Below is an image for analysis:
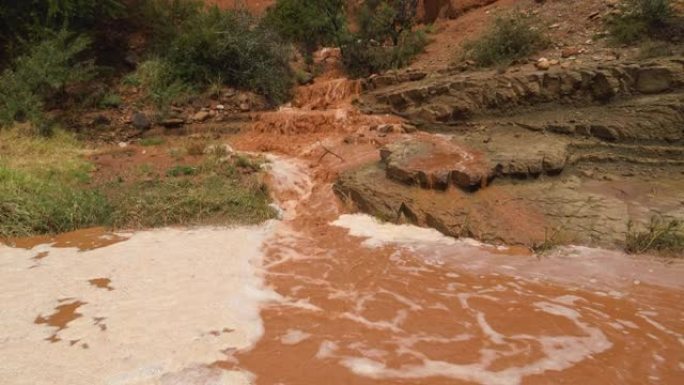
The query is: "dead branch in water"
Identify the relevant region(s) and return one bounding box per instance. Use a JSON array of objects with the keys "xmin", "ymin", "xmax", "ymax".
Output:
[{"xmin": 317, "ymin": 141, "xmax": 345, "ymax": 163}]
